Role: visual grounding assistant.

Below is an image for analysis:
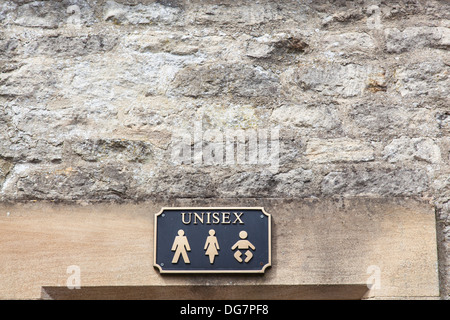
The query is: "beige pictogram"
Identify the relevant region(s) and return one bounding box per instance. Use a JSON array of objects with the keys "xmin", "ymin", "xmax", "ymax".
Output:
[
  {"xmin": 171, "ymin": 229, "xmax": 191, "ymax": 264},
  {"xmin": 231, "ymin": 231, "xmax": 255, "ymax": 263},
  {"xmin": 204, "ymin": 229, "xmax": 220, "ymax": 264}
]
